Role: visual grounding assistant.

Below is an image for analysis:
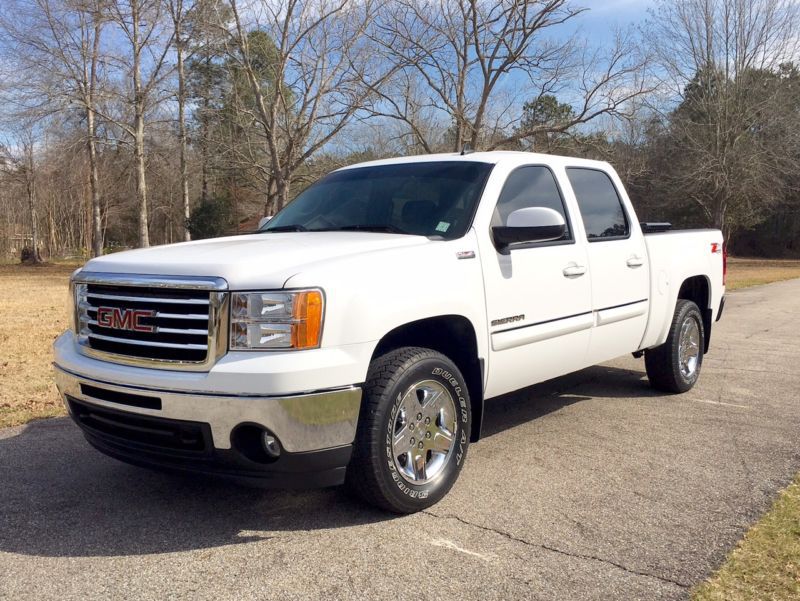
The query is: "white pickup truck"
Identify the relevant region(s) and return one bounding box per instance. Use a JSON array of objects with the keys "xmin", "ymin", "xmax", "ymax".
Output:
[{"xmin": 54, "ymin": 152, "xmax": 725, "ymax": 513}]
